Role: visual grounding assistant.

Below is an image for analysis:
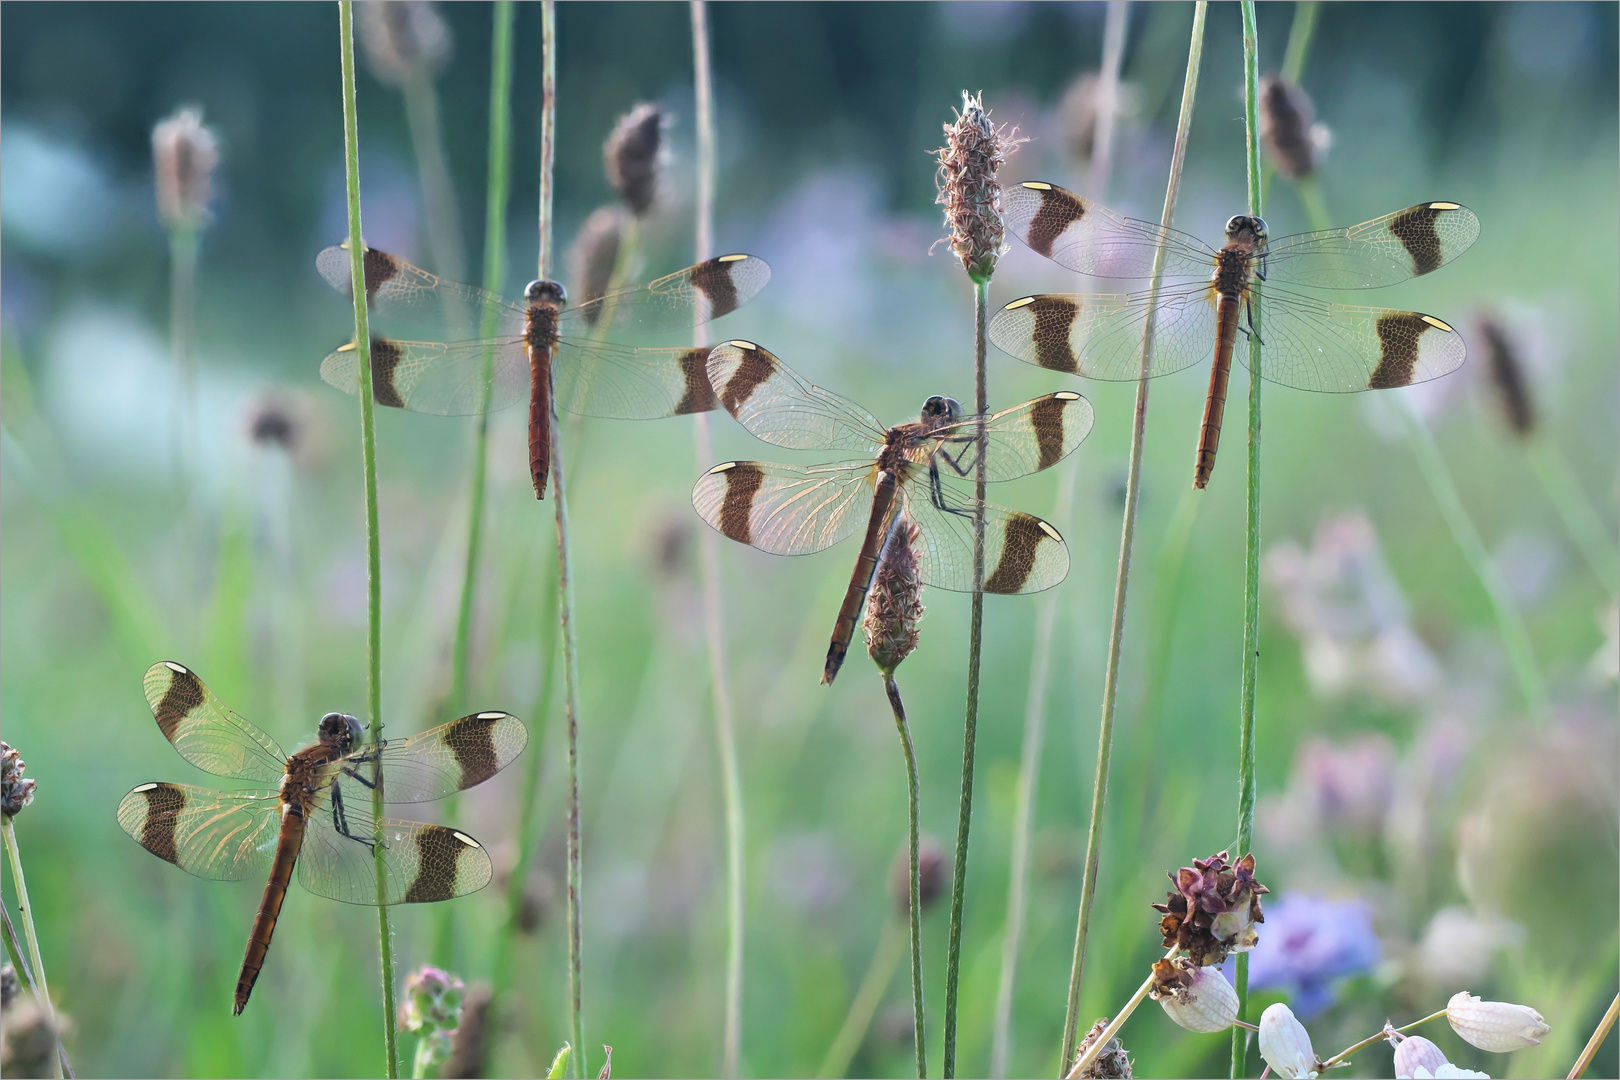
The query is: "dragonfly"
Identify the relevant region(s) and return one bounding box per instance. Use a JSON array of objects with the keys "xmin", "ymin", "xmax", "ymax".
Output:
[
  {"xmin": 316, "ymin": 243, "xmax": 771, "ymax": 498},
  {"xmin": 694, "ymin": 340, "xmax": 1092, "ymax": 684},
  {"xmin": 117, "ymin": 661, "xmax": 527, "ymax": 1015},
  {"xmin": 990, "ymin": 181, "xmax": 1480, "ymax": 488}
]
